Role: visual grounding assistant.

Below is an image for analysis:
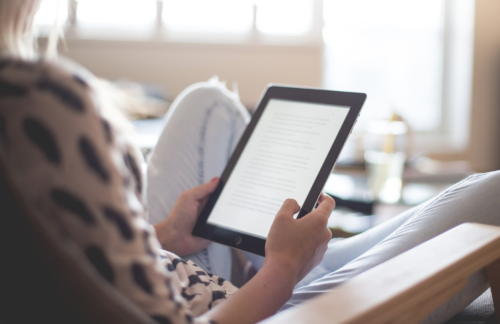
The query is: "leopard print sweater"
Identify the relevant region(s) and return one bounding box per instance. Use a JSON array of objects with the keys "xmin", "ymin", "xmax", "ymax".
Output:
[{"xmin": 0, "ymin": 57, "xmax": 238, "ymax": 324}]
